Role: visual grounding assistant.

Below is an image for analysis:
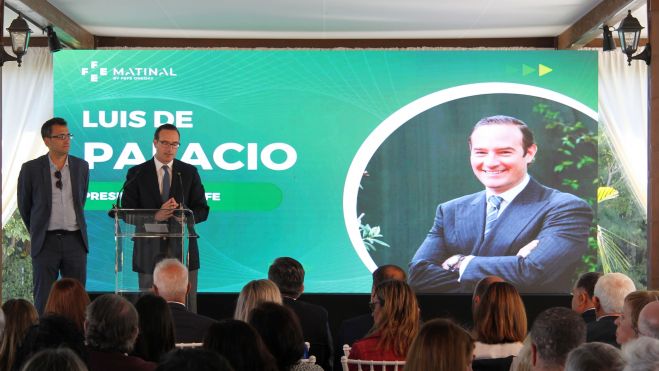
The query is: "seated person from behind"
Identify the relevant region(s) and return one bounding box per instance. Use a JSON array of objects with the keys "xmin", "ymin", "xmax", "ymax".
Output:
[
  {"xmin": 349, "ymin": 280, "xmax": 419, "ymax": 368},
  {"xmin": 472, "ymin": 282, "xmax": 526, "ymax": 360}
]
